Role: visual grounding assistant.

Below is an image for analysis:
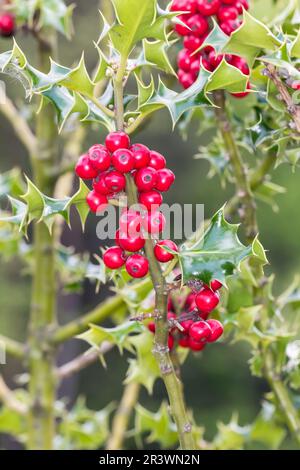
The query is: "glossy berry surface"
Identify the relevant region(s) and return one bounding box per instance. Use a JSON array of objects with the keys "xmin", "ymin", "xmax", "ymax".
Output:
[
  {"xmin": 149, "ymin": 151, "xmax": 167, "ymax": 170},
  {"xmin": 154, "ymin": 240, "xmax": 178, "ymax": 263},
  {"xmin": 155, "ymin": 169, "xmax": 175, "ymax": 192},
  {"xmin": 75, "ymin": 155, "xmax": 98, "ymax": 179},
  {"xmin": 130, "ymin": 144, "xmax": 150, "ymax": 168},
  {"xmin": 135, "ymin": 167, "xmax": 157, "ymax": 192},
  {"xmin": 103, "ymin": 246, "xmax": 126, "ymax": 269},
  {"xmin": 86, "ymin": 191, "xmax": 108, "ymax": 213},
  {"xmin": 206, "ymin": 319, "xmax": 224, "ymax": 342},
  {"xmin": 197, "ymin": 0, "xmax": 221, "ymax": 16},
  {"xmin": 211, "ymin": 279, "xmax": 223, "ymax": 291},
  {"xmin": 0, "ymin": 14, "xmax": 15, "ymax": 37},
  {"xmin": 88, "ymin": 145, "xmax": 111, "ymax": 172},
  {"xmin": 144, "ymin": 211, "xmax": 166, "ymax": 235},
  {"xmin": 189, "ymin": 321, "xmax": 212, "ymax": 342},
  {"xmin": 139, "ymin": 190, "xmax": 163, "ymax": 211},
  {"xmin": 112, "ymin": 149, "xmax": 135, "ymax": 173},
  {"xmin": 188, "ymin": 337, "xmax": 206, "ymax": 351},
  {"xmin": 118, "ymin": 234, "xmax": 145, "ymax": 253},
  {"xmin": 93, "ymin": 173, "xmax": 112, "ymax": 196},
  {"xmin": 195, "ymin": 288, "xmax": 220, "ymax": 314},
  {"xmin": 104, "ymin": 171, "xmax": 126, "ymax": 193},
  {"xmin": 105, "ymin": 131, "xmax": 130, "ymax": 153},
  {"xmin": 125, "ymin": 254, "xmax": 149, "ymax": 278}
]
